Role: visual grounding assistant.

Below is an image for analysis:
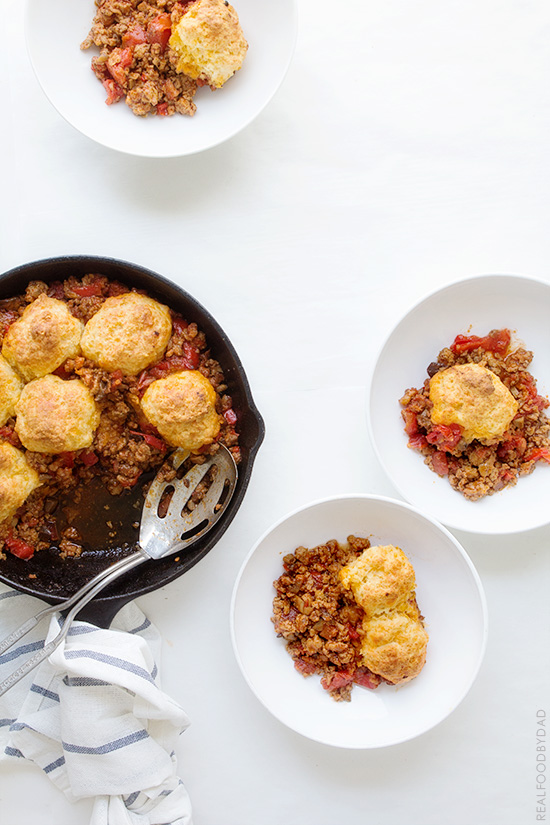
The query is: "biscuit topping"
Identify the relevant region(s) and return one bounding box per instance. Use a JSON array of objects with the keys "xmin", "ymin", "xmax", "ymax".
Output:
[{"xmin": 429, "ymin": 362, "xmax": 518, "ymax": 443}]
